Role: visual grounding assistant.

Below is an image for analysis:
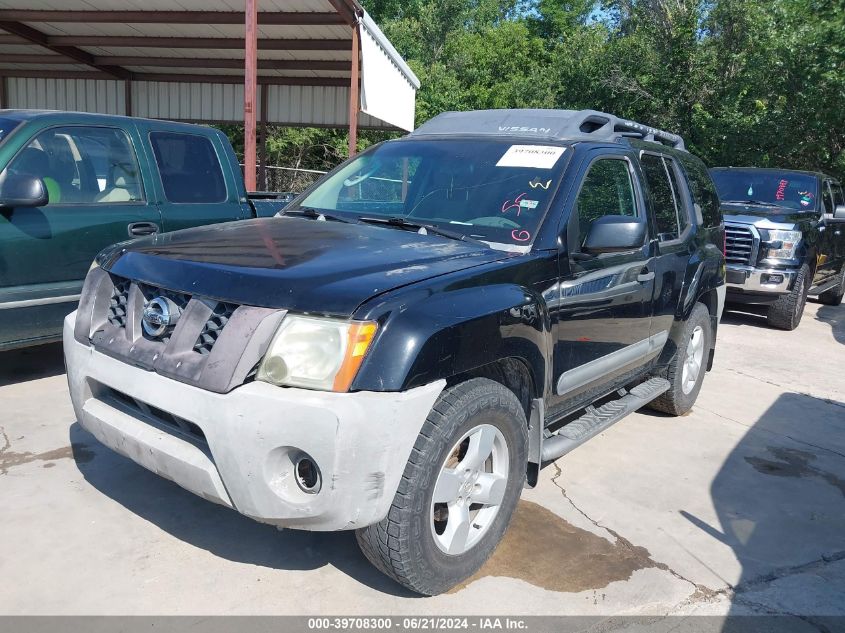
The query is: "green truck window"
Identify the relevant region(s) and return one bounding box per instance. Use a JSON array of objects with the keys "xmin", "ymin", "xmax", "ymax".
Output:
[
  {"xmin": 4, "ymin": 126, "xmax": 143, "ymax": 205},
  {"xmin": 149, "ymin": 132, "xmax": 227, "ymax": 204}
]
